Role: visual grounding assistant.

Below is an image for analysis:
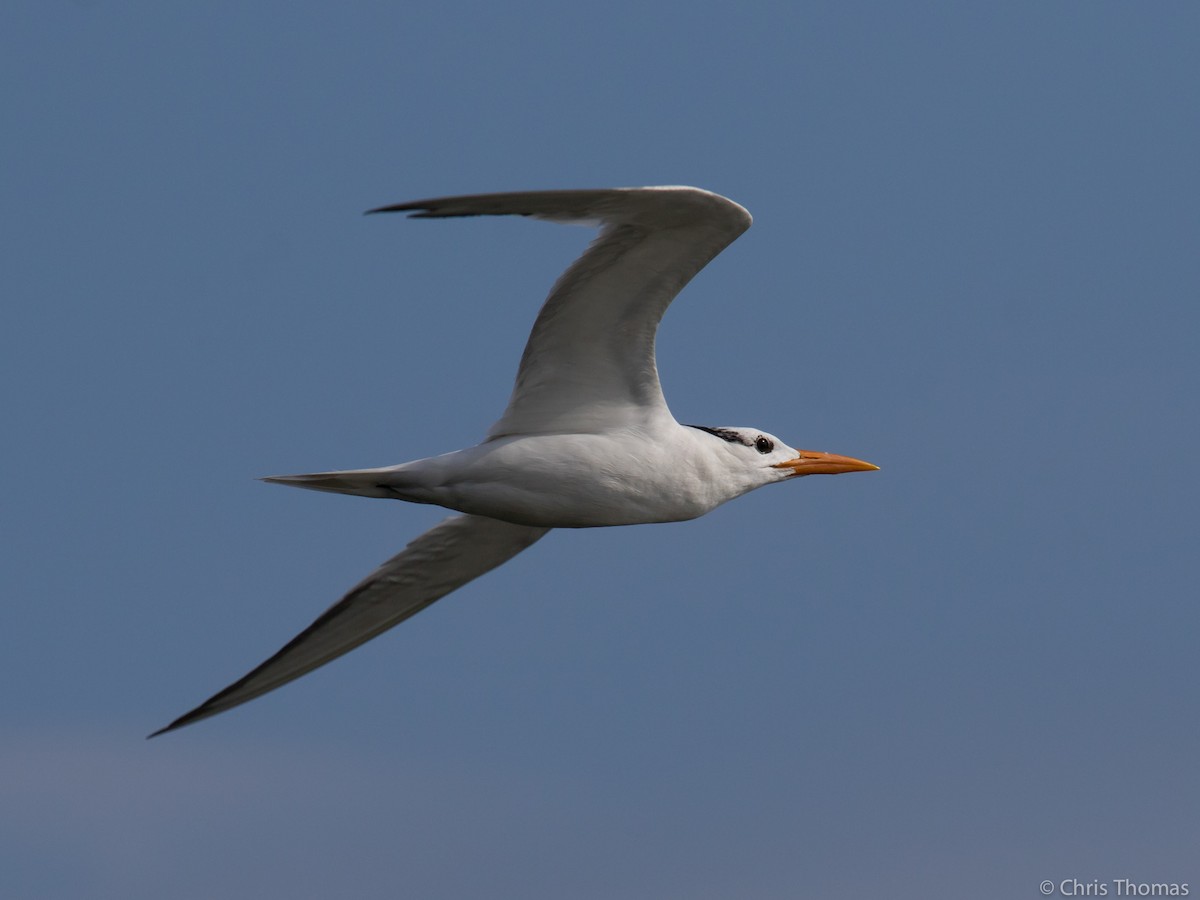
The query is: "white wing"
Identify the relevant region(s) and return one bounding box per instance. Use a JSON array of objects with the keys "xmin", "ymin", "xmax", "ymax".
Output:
[
  {"xmin": 372, "ymin": 186, "xmax": 752, "ymax": 438},
  {"xmin": 152, "ymin": 515, "xmax": 549, "ymax": 736}
]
